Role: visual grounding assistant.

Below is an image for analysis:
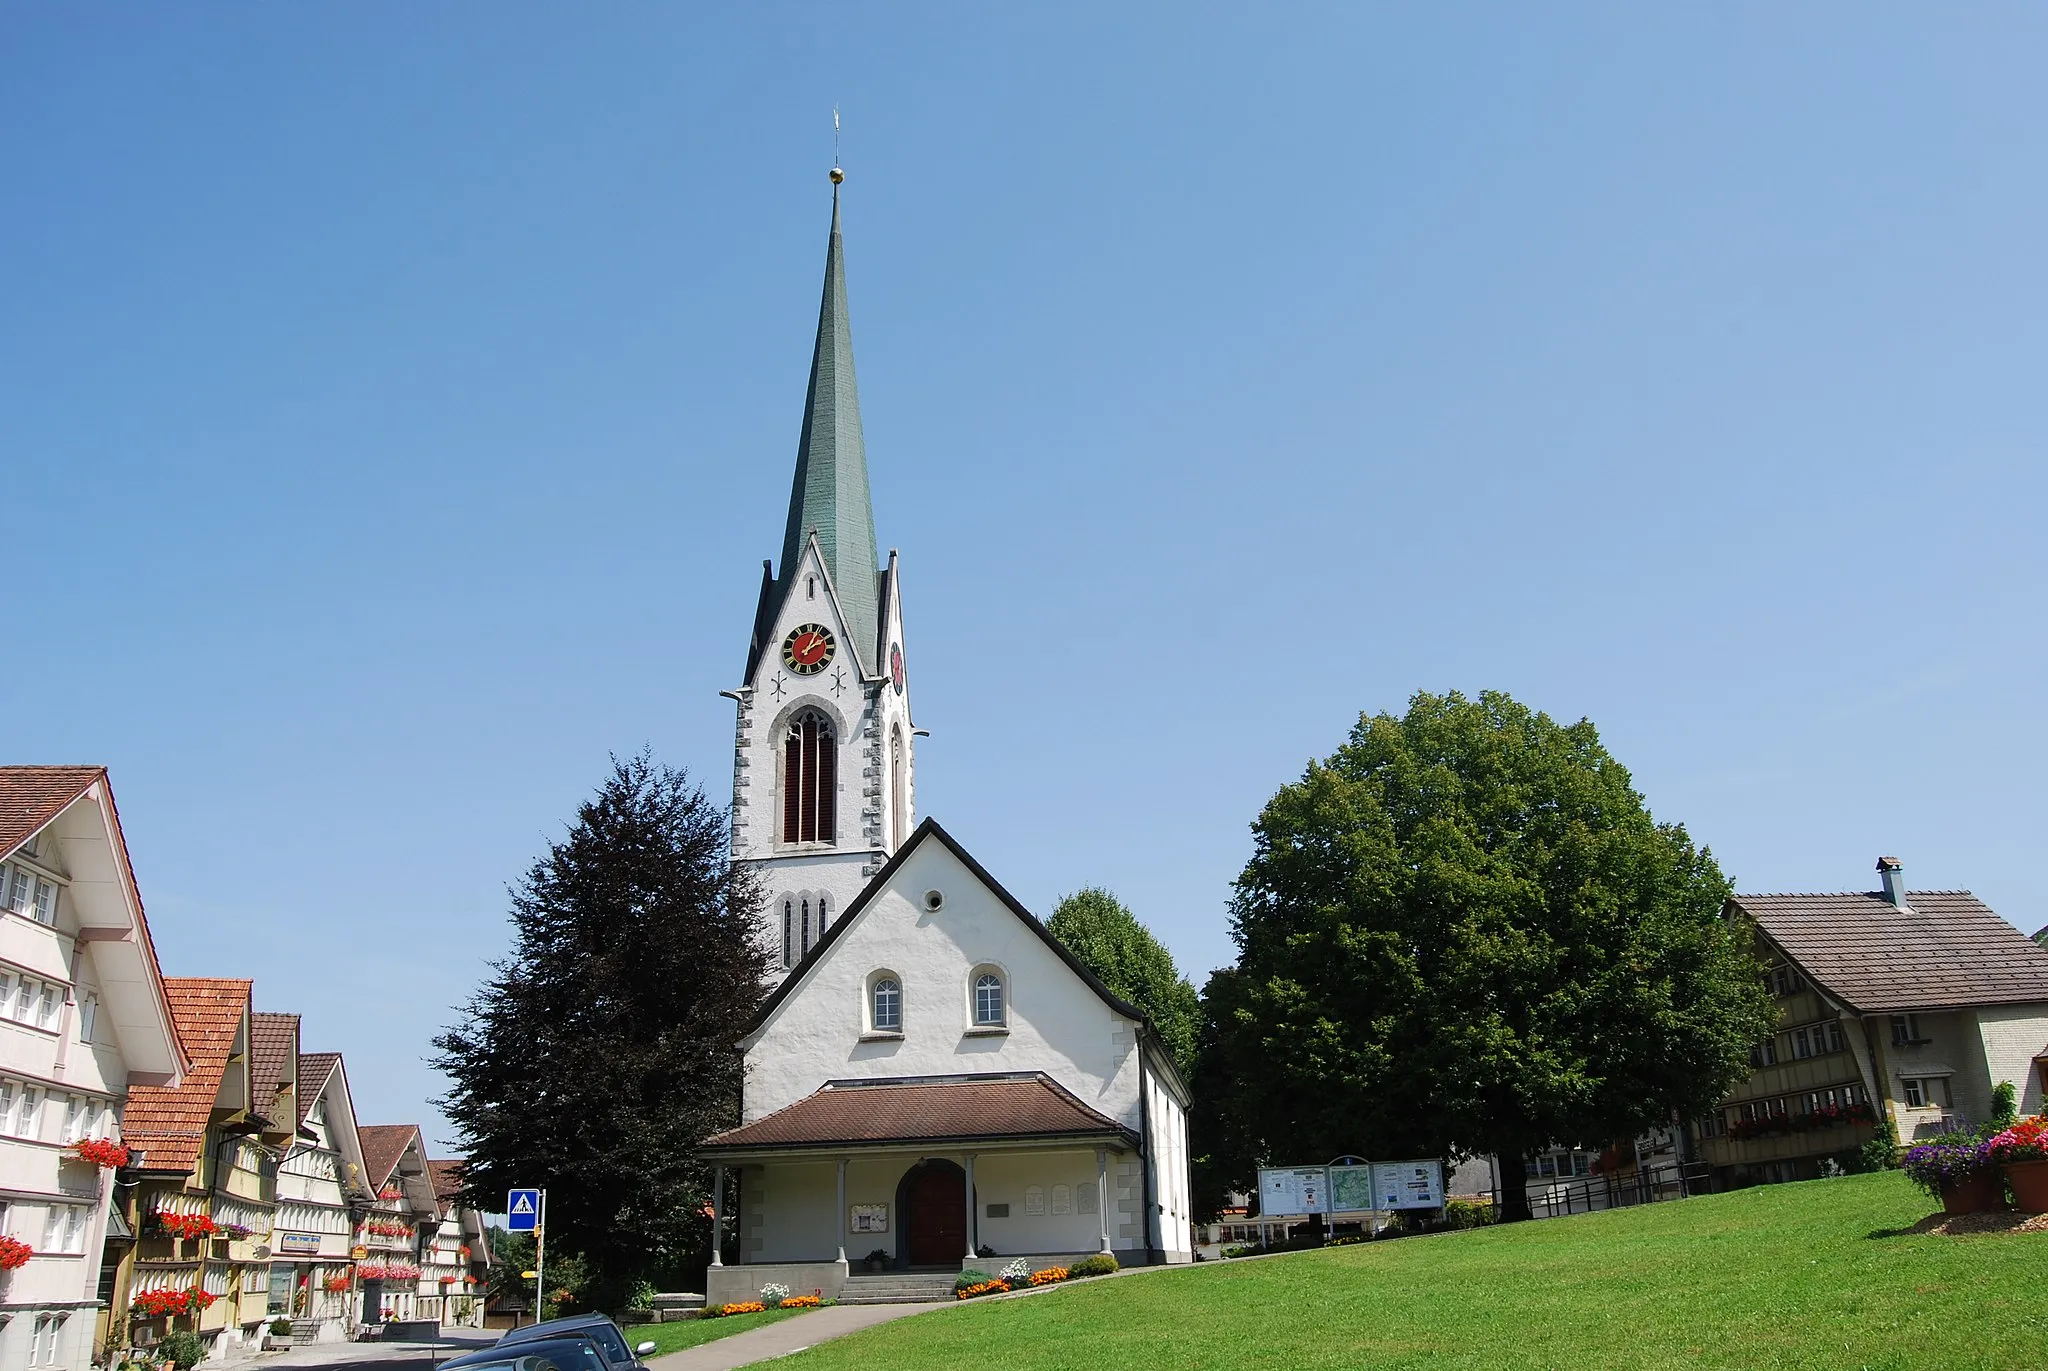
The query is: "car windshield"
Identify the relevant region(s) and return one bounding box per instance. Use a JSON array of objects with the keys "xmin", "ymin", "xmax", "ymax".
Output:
[
  {"xmin": 500, "ymin": 1323, "xmax": 631, "ymax": 1365},
  {"xmin": 457, "ymin": 1342, "xmax": 608, "ymax": 1371}
]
